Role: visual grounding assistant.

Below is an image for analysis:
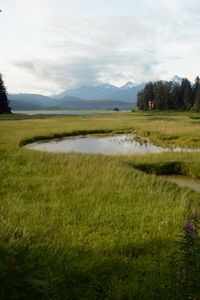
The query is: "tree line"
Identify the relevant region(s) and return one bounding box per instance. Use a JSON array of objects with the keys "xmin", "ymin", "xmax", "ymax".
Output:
[
  {"xmin": 0, "ymin": 74, "xmax": 11, "ymax": 114},
  {"xmin": 137, "ymin": 77, "xmax": 200, "ymax": 111}
]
